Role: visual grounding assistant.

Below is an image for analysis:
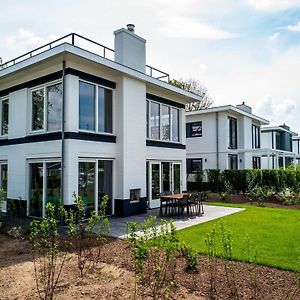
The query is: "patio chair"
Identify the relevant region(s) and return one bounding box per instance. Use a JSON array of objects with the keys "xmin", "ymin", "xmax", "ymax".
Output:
[
  {"xmin": 189, "ymin": 193, "xmax": 198, "ymax": 216},
  {"xmin": 177, "ymin": 194, "xmax": 191, "ymax": 218},
  {"xmin": 196, "ymin": 192, "xmax": 204, "ymax": 215}
]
